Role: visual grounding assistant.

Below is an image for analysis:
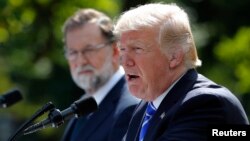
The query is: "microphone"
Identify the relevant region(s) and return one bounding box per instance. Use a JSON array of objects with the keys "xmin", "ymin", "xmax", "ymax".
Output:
[
  {"xmin": 0, "ymin": 89, "xmax": 23, "ymax": 108},
  {"xmin": 8, "ymin": 102, "xmax": 55, "ymax": 141},
  {"xmin": 23, "ymin": 95, "xmax": 97, "ymax": 135}
]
